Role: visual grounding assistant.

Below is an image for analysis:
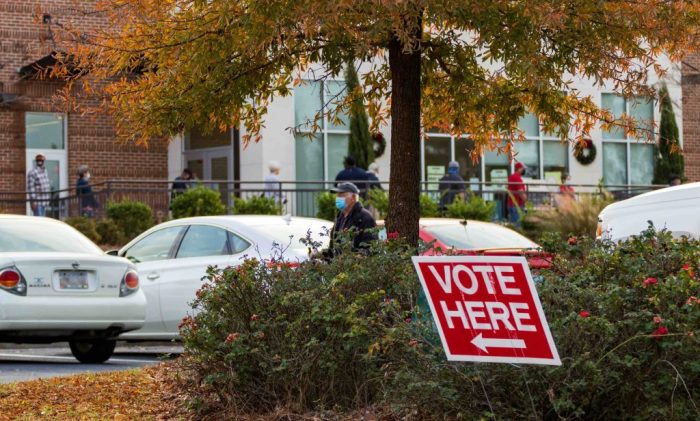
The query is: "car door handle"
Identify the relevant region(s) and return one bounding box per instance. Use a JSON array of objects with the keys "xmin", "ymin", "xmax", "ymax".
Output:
[{"xmin": 147, "ymin": 273, "xmax": 160, "ymax": 280}]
